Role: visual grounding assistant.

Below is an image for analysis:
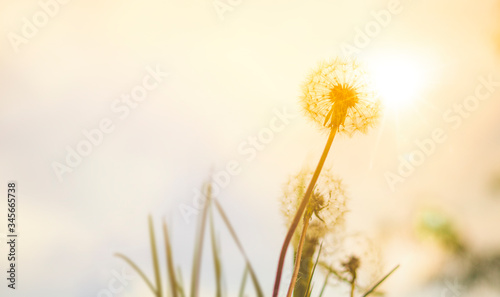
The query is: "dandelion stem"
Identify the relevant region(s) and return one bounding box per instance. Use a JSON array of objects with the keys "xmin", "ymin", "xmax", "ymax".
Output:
[
  {"xmin": 273, "ymin": 128, "xmax": 337, "ymax": 297},
  {"xmin": 350, "ymin": 273, "xmax": 356, "ymax": 297},
  {"xmin": 286, "ymin": 214, "xmax": 311, "ymax": 297}
]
